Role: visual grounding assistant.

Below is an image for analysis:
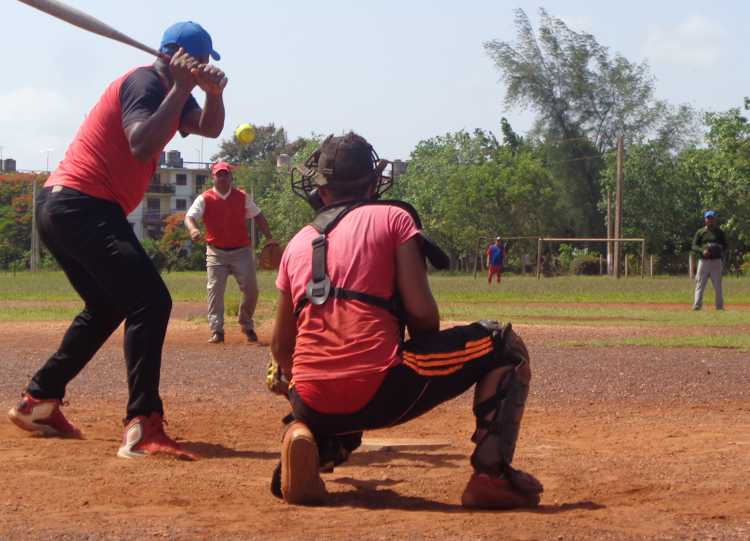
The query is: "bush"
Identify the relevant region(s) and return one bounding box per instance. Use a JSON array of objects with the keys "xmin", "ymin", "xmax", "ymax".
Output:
[
  {"xmin": 742, "ymin": 253, "xmax": 750, "ymax": 276},
  {"xmin": 570, "ymin": 255, "xmax": 601, "ymax": 275}
]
